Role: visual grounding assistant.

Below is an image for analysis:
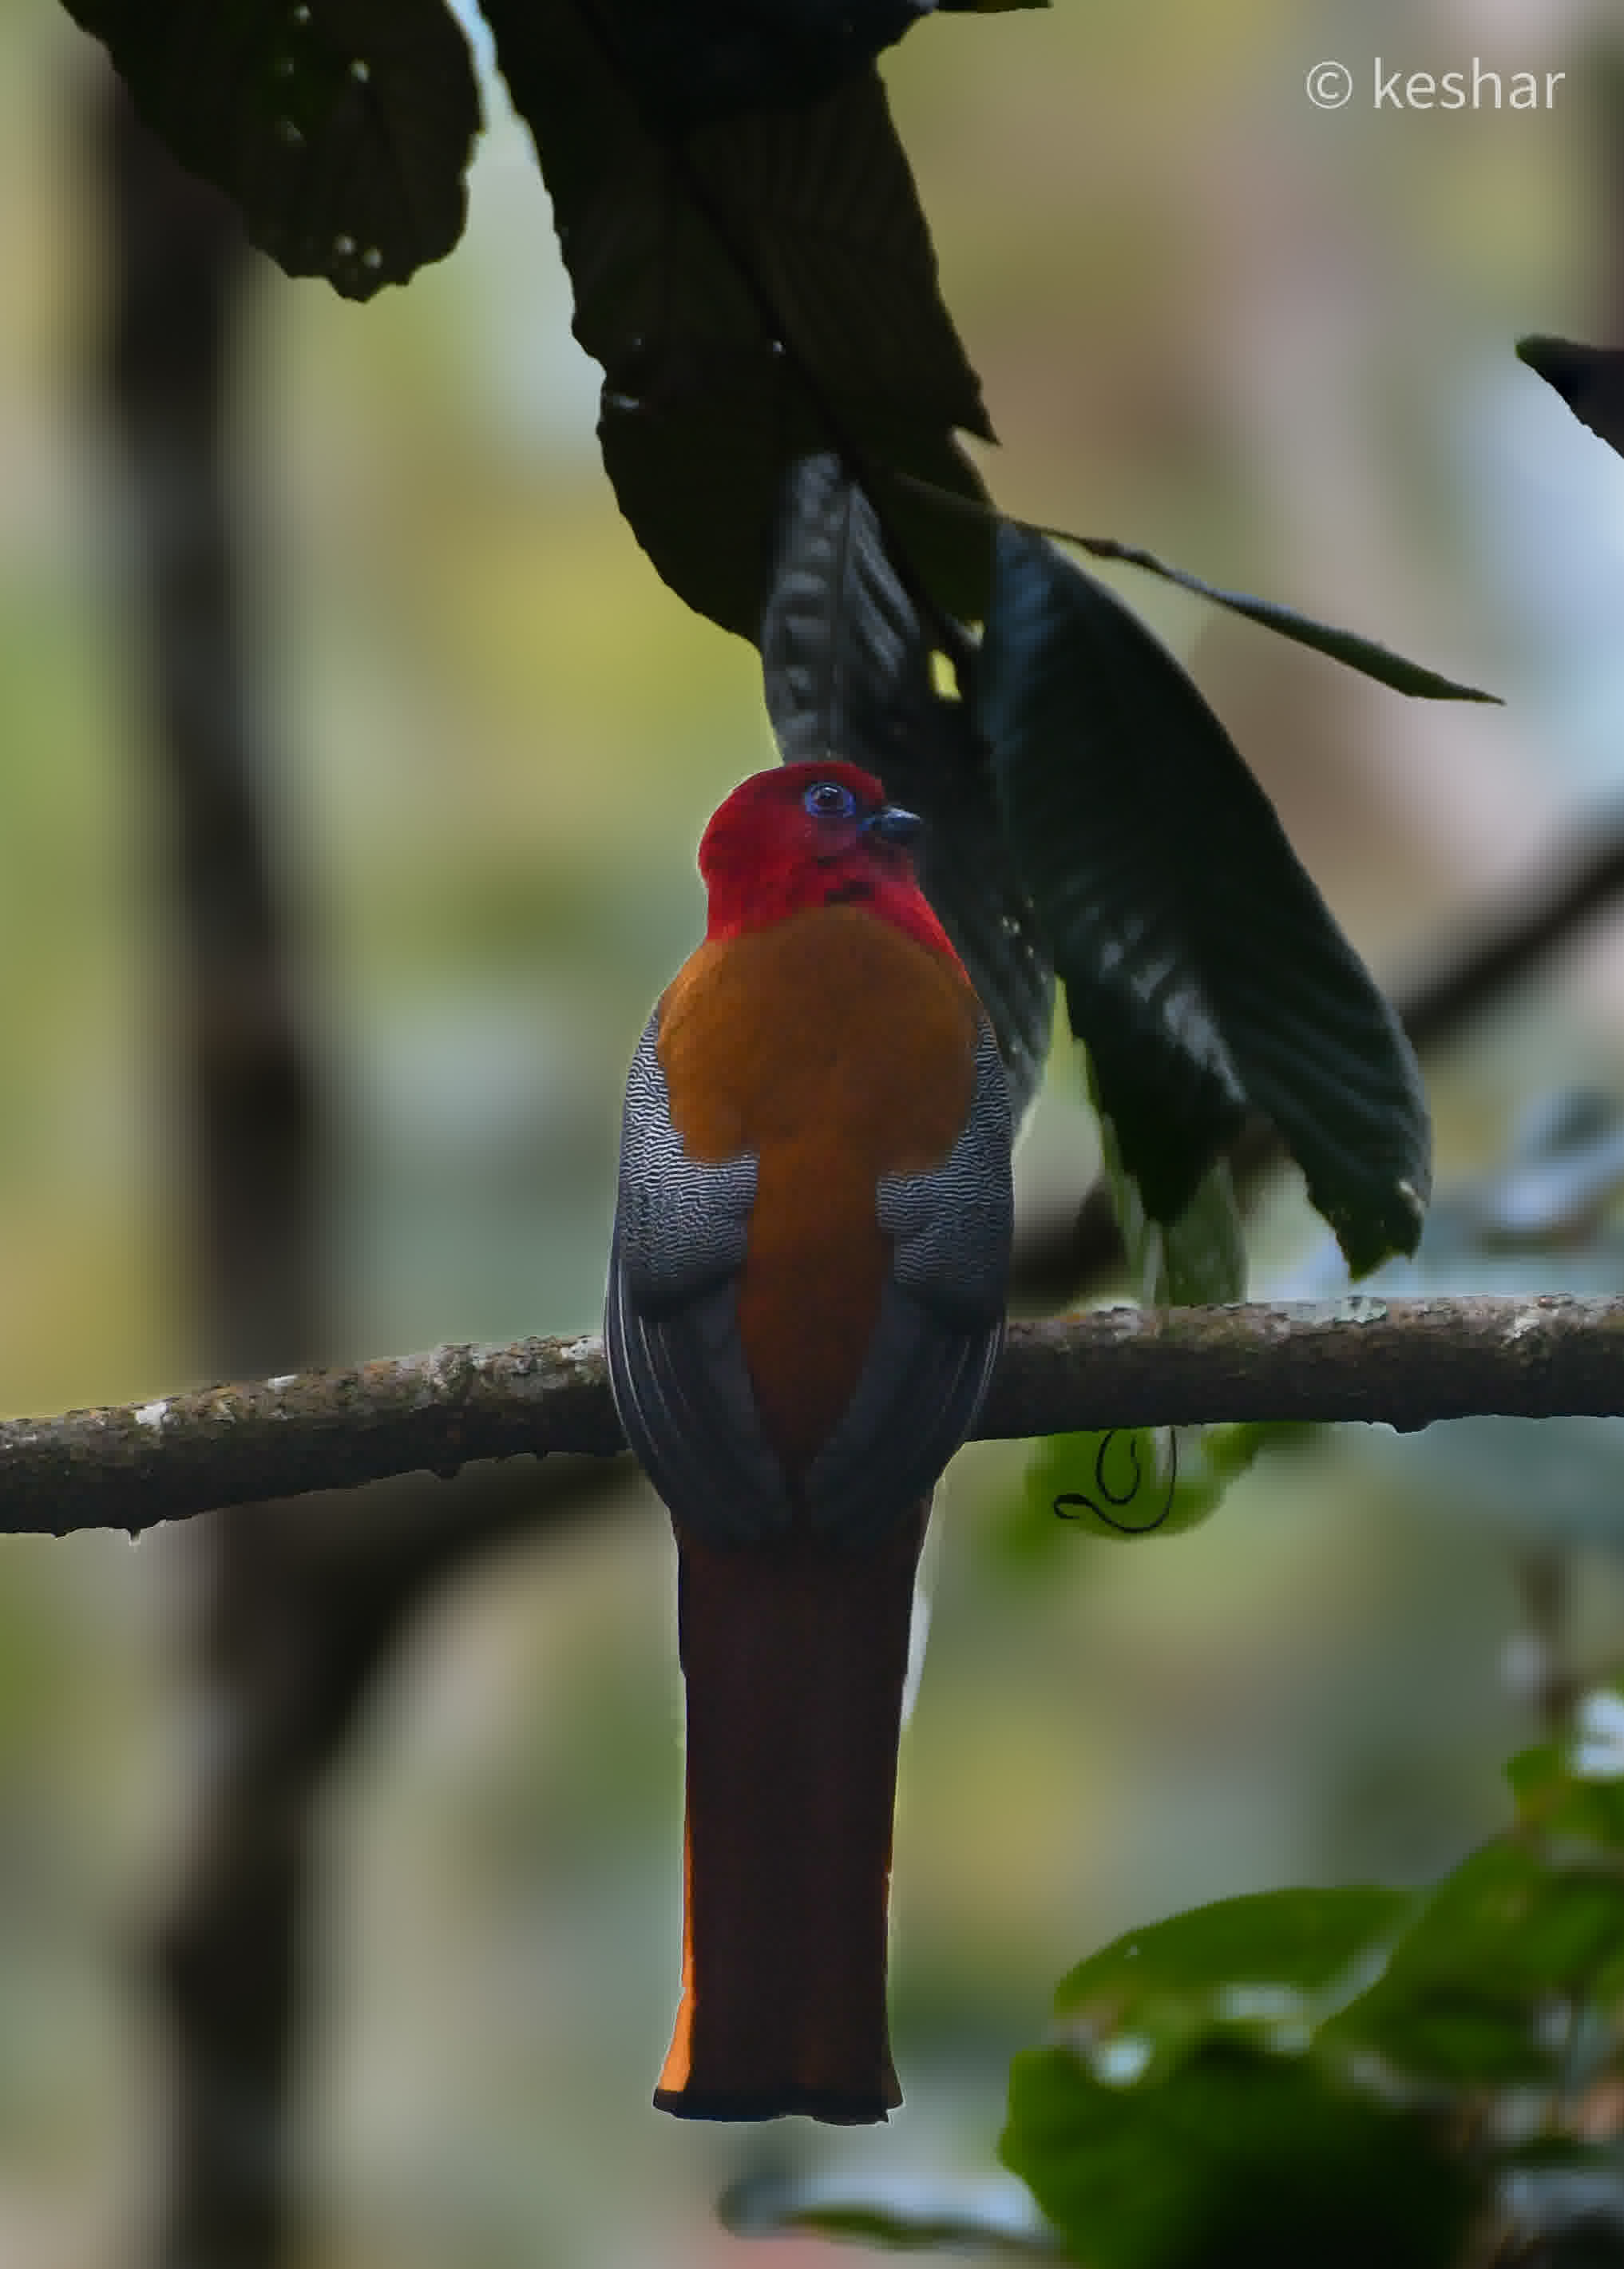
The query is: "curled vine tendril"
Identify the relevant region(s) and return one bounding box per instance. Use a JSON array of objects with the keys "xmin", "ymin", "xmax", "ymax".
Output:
[{"xmin": 1052, "ymin": 1430, "xmax": 1179, "ymax": 1535}]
